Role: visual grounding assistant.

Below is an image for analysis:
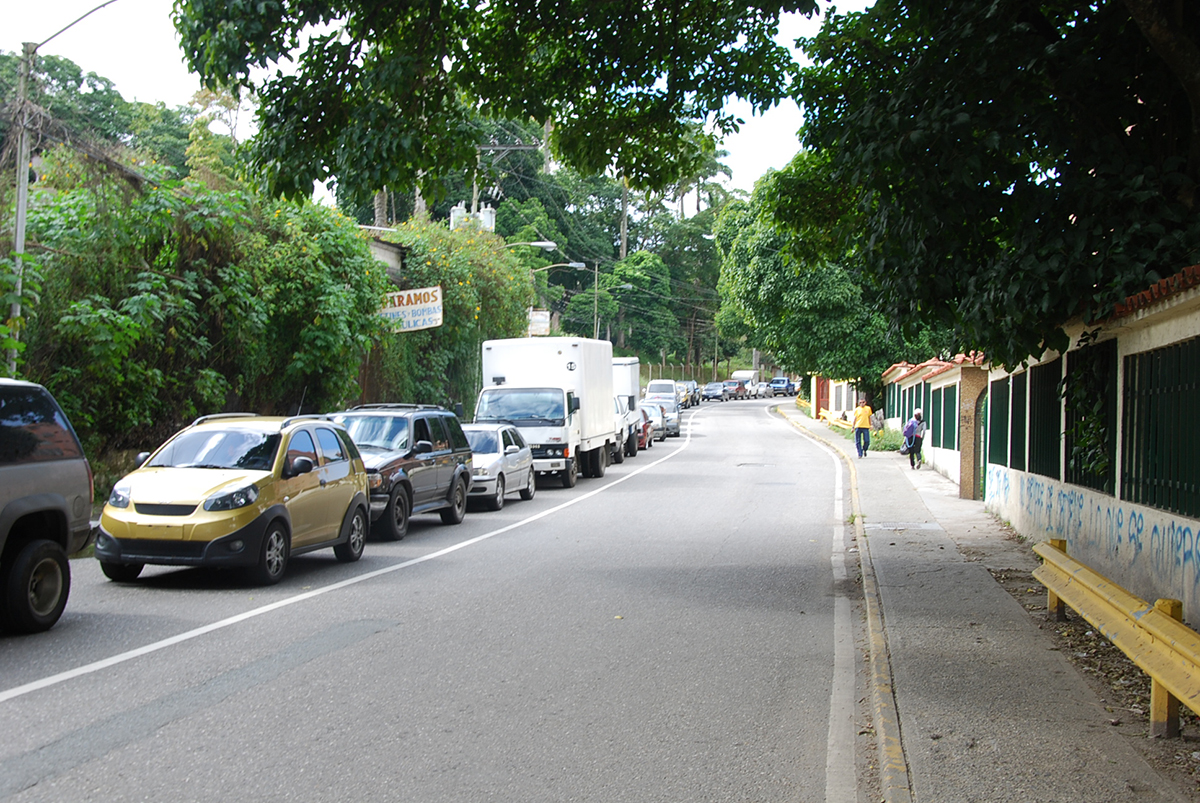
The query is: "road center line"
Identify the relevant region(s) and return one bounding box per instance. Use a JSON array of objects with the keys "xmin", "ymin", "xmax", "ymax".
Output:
[{"xmin": 1, "ymin": 408, "xmax": 709, "ymax": 706}]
